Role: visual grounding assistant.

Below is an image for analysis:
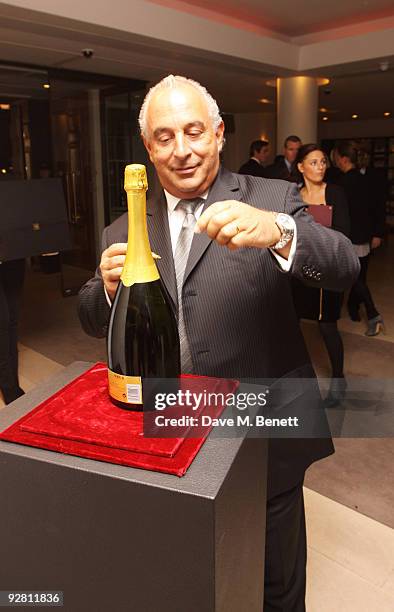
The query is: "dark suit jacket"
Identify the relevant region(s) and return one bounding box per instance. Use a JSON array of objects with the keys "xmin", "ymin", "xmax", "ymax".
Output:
[
  {"xmin": 266, "ymin": 158, "xmax": 299, "ymax": 183},
  {"xmin": 78, "ymin": 166, "xmax": 359, "ymax": 497},
  {"xmin": 238, "ymin": 158, "xmax": 268, "ymax": 178},
  {"xmin": 363, "ymin": 167, "xmax": 387, "ymax": 238},
  {"xmin": 336, "ymin": 169, "xmax": 373, "ymax": 245}
]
